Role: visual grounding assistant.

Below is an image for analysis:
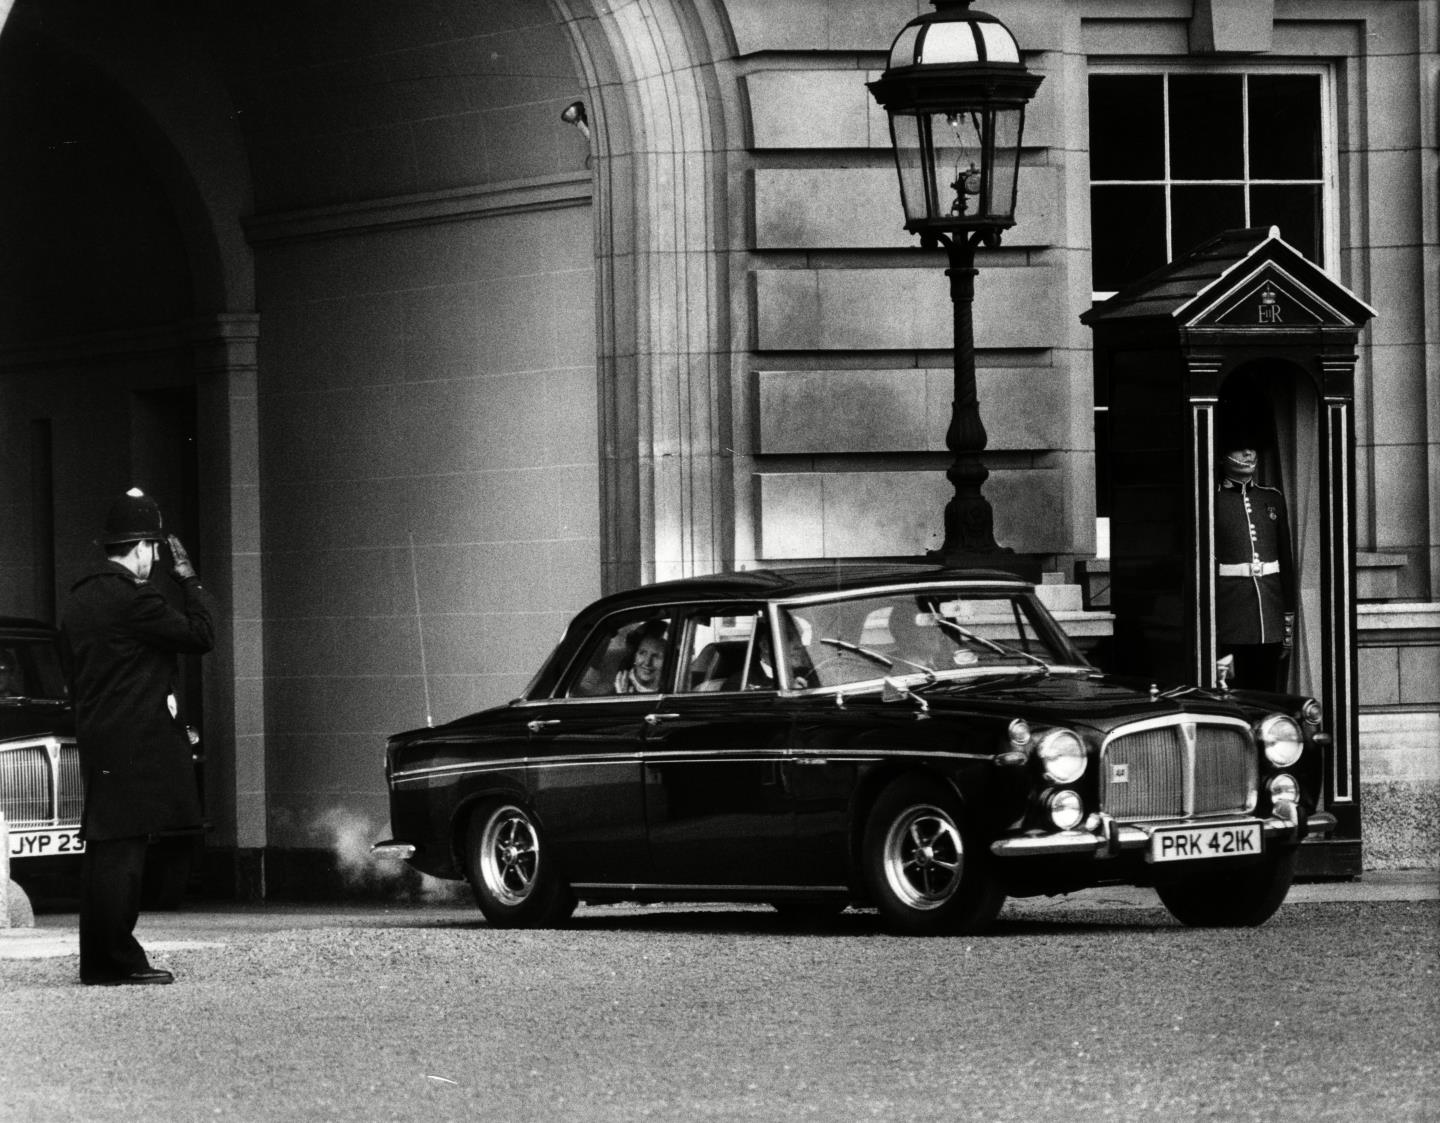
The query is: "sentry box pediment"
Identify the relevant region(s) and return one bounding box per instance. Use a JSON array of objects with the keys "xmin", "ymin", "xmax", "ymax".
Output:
[{"xmin": 1082, "ymin": 225, "xmax": 1376, "ymax": 351}]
